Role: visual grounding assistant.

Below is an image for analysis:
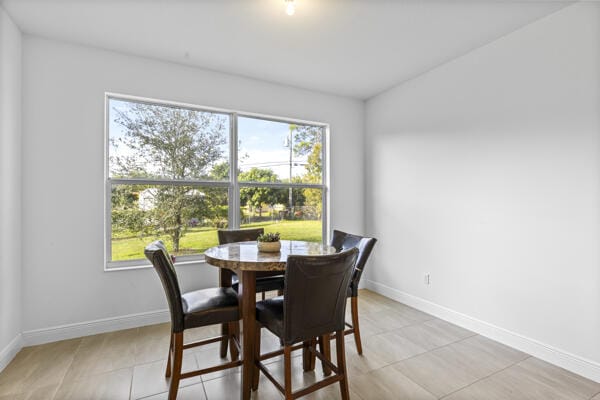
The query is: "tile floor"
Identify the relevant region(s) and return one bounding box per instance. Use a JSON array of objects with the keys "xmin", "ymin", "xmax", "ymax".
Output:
[{"xmin": 0, "ymin": 290, "xmax": 598, "ymax": 399}]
